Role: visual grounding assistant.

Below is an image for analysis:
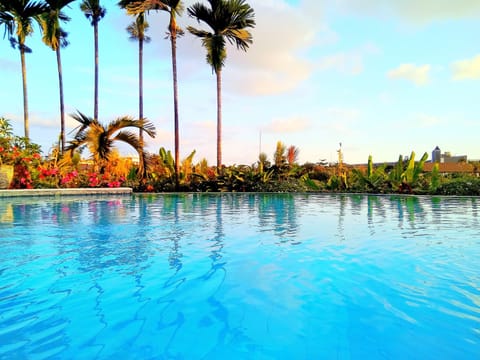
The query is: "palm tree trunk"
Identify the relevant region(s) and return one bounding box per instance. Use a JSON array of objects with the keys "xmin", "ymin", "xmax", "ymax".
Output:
[
  {"xmin": 56, "ymin": 47, "xmax": 65, "ymax": 153},
  {"xmin": 94, "ymin": 21, "xmax": 99, "ymax": 120},
  {"xmin": 216, "ymin": 69, "xmax": 222, "ymax": 168},
  {"xmin": 19, "ymin": 42, "xmax": 29, "ymax": 139},
  {"xmin": 171, "ymin": 34, "xmax": 180, "ymax": 186},
  {"xmin": 139, "ymin": 36, "xmax": 144, "ymax": 143}
]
